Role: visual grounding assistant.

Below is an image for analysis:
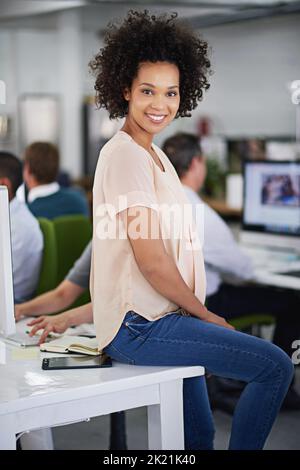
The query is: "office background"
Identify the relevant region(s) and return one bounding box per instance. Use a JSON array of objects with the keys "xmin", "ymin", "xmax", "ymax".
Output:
[
  {"xmin": 0, "ymin": 0, "xmax": 299, "ymax": 450},
  {"xmin": 0, "ymin": 0, "xmax": 299, "ymax": 179}
]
